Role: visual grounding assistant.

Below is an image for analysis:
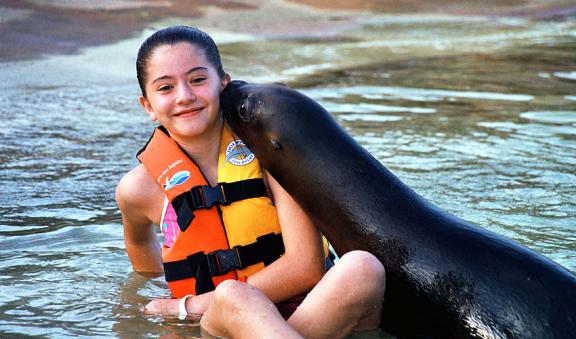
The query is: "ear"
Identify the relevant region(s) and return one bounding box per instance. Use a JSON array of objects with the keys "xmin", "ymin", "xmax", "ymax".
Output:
[
  {"xmin": 220, "ymin": 73, "xmax": 231, "ymax": 89},
  {"xmin": 139, "ymin": 96, "xmax": 157, "ymax": 121}
]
